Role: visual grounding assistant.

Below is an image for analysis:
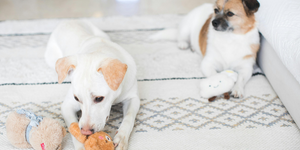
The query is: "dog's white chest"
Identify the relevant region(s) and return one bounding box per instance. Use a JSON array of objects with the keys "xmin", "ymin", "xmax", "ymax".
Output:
[
  {"xmin": 207, "ymin": 29, "xmax": 258, "ymax": 68},
  {"xmin": 215, "ymin": 34, "xmax": 250, "ymax": 58}
]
